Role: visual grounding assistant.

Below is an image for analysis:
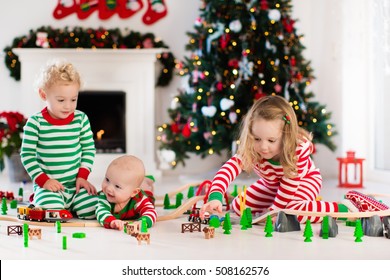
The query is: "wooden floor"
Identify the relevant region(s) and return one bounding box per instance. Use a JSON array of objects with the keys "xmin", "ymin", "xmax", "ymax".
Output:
[{"xmin": 1, "ymin": 174, "xmax": 390, "ymax": 260}]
